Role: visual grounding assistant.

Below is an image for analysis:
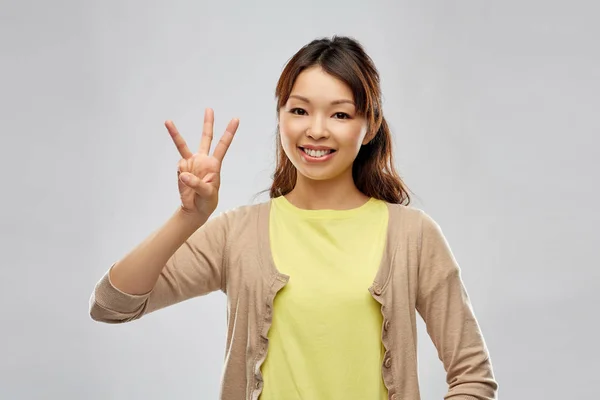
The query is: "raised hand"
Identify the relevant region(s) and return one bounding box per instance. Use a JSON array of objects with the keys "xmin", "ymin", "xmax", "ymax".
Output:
[{"xmin": 165, "ymin": 108, "xmax": 239, "ymax": 220}]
